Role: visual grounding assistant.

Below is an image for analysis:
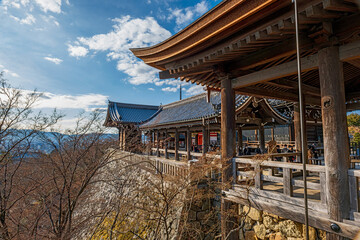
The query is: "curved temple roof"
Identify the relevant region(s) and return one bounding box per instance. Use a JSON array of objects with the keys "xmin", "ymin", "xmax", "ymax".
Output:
[
  {"xmin": 140, "ymin": 92, "xmax": 291, "ymax": 129},
  {"xmin": 104, "ymin": 101, "xmax": 160, "ymax": 127}
]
